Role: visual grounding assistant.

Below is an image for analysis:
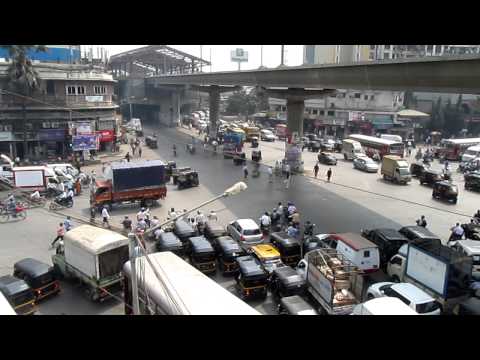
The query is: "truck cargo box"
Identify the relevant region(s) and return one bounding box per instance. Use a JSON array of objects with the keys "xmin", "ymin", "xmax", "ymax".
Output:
[{"xmin": 111, "ymin": 160, "xmax": 165, "ymax": 192}]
